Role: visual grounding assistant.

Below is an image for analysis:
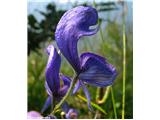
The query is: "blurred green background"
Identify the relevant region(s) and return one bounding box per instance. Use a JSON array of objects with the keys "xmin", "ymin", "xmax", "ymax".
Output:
[{"xmin": 28, "ymin": 0, "xmax": 133, "ymax": 119}]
